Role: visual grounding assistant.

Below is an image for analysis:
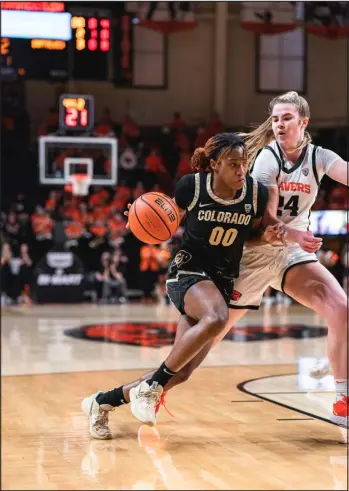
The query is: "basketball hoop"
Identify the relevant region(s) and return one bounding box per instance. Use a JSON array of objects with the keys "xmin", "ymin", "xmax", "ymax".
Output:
[{"xmin": 65, "ymin": 174, "xmax": 91, "ymax": 196}]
